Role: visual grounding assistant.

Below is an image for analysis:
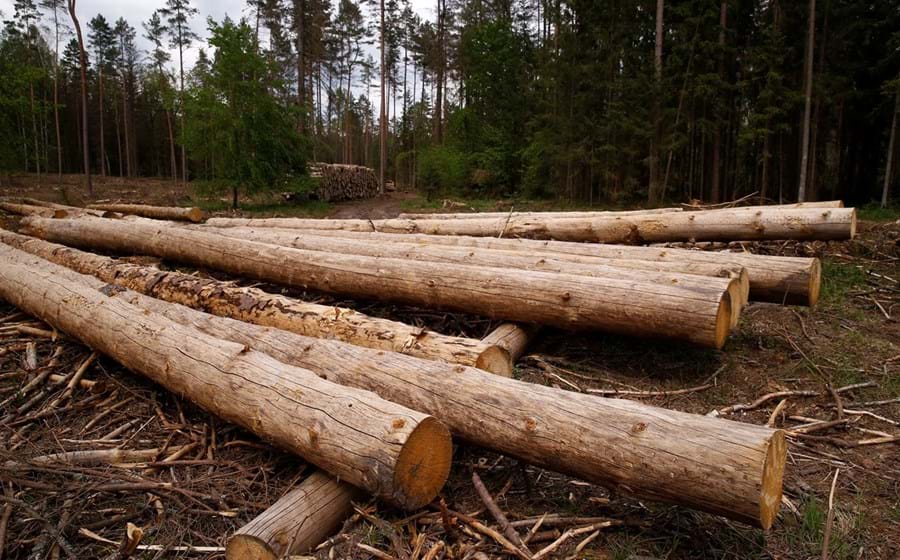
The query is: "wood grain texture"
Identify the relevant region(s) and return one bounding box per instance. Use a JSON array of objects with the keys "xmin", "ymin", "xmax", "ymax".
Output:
[
  {"xmin": 0, "ymin": 244, "xmax": 452, "ymax": 509},
  {"xmin": 20, "ymin": 216, "xmax": 732, "ymax": 348},
  {"xmin": 86, "ymin": 203, "xmax": 205, "ymax": 222}
]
